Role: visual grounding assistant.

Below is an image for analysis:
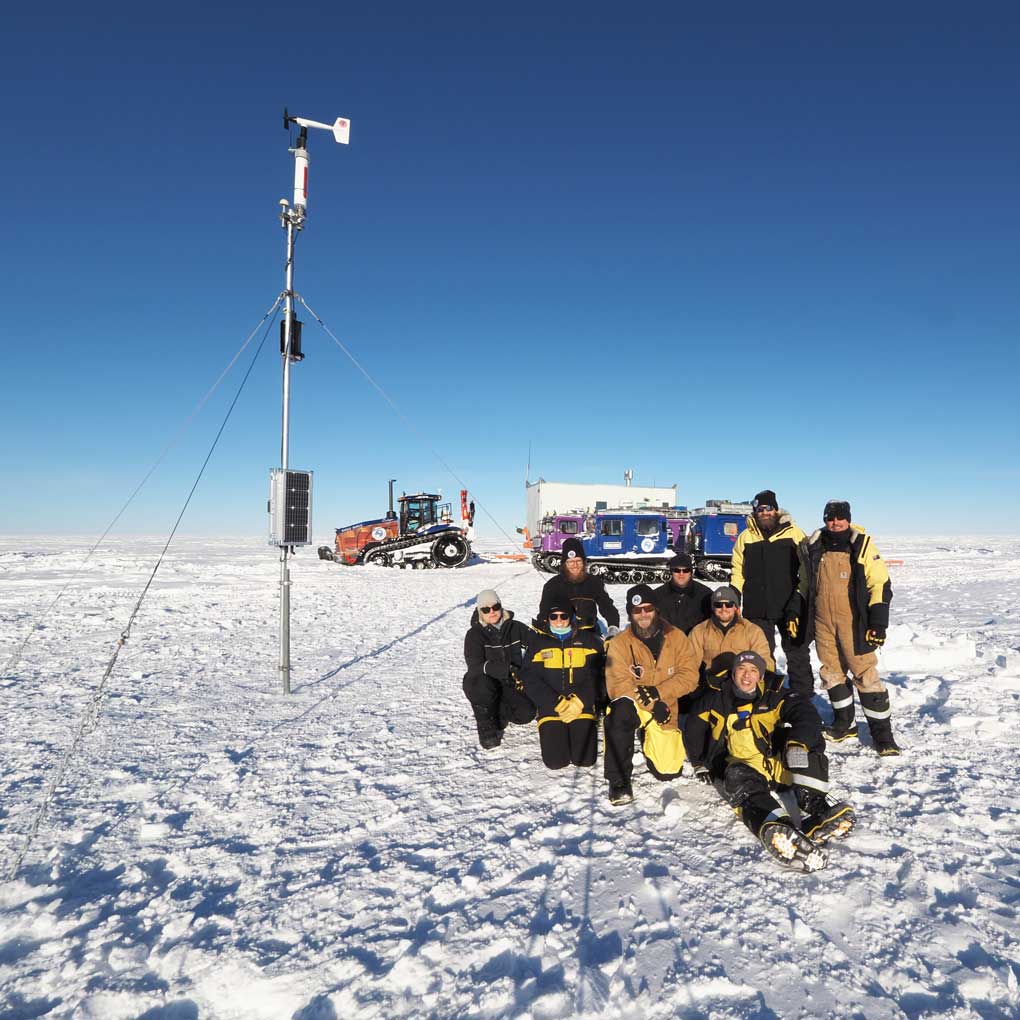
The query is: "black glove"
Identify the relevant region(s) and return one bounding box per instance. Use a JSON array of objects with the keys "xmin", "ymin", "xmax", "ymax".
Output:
[
  {"xmin": 508, "ymin": 665, "xmax": 525, "ymax": 692},
  {"xmin": 485, "ymin": 660, "xmax": 509, "ymax": 681},
  {"xmin": 783, "ymin": 595, "xmax": 804, "ymax": 640},
  {"xmin": 635, "ymin": 685, "xmax": 660, "ymax": 708},
  {"xmin": 692, "ymin": 765, "xmax": 713, "ymax": 785},
  {"xmin": 866, "ymin": 626, "xmax": 886, "ymax": 648},
  {"xmin": 650, "ymin": 700, "xmax": 671, "ymax": 725}
]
